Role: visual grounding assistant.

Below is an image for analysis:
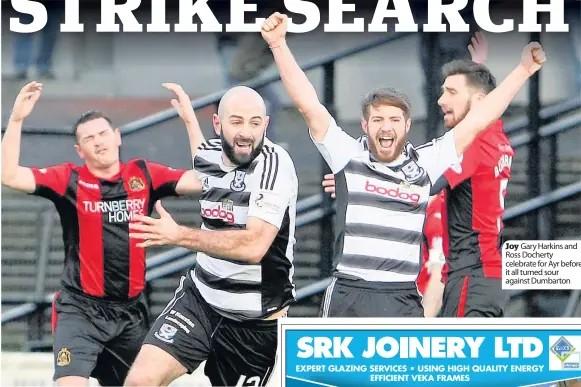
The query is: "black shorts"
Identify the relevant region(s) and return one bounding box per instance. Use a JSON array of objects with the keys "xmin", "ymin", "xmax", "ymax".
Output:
[
  {"xmin": 439, "ymin": 275, "xmax": 509, "ymax": 317},
  {"xmin": 319, "ymin": 277, "xmax": 425, "ymax": 317},
  {"xmin": 52, "ymin": 289, "xmax": 150, "ymax": 385},
  {"xmin": 143, "ymin": 274, "xmax": 278, "ymax": 387}
]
